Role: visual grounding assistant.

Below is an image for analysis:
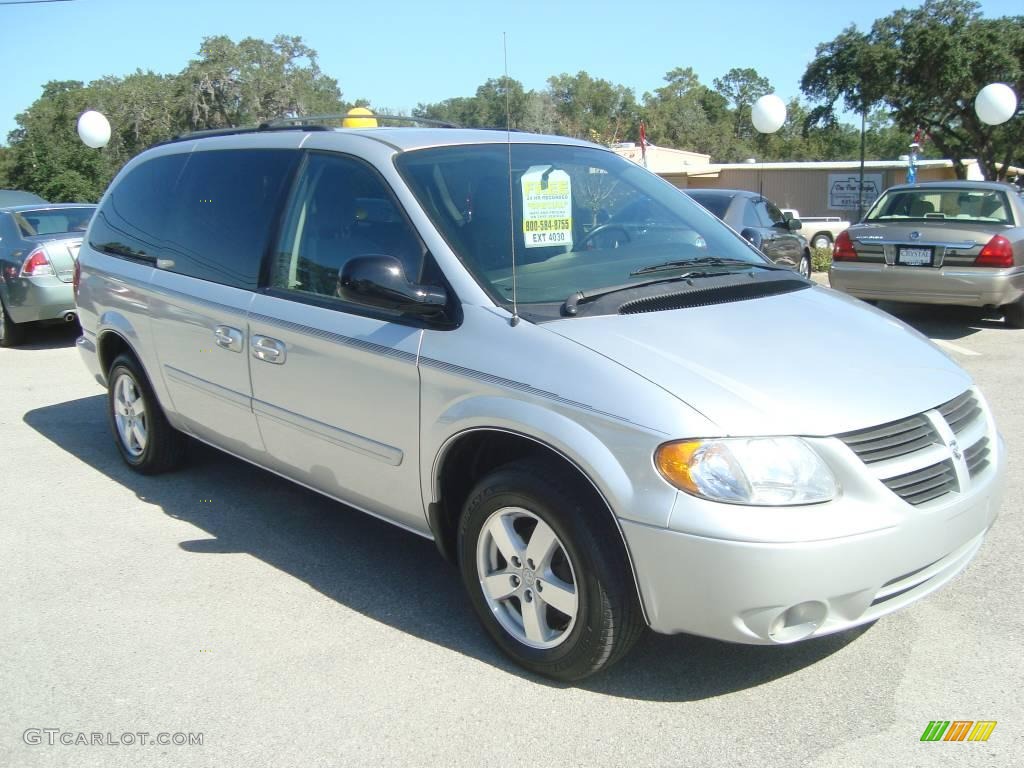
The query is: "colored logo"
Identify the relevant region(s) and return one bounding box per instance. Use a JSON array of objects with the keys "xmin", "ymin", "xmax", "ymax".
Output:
[{"xmin": 920, "ymin": 721, "xmax": 997, "ymax": 742}]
